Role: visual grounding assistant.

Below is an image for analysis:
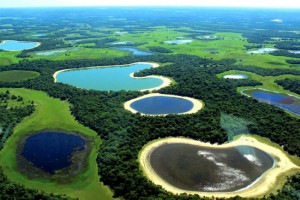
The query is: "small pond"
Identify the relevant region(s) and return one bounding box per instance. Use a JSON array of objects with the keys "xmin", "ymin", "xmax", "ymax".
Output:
[
  {"xmin": 164, "ymin": 40, "xmax": 193, "ymax": 45},
  {"xmin": 247, "ymin": 48, "xmax": 277, "ymax": 54},
  {"xmin": 115, "ymin": 47, "xmax": 153, "ymax": 56},
  {"xmin": 129, "ymin": 95, "xmax": 195, "ymax": 115},
  {"xmin": 0, "ymin": 40, "xmax": 40, "ymax": 51},
  {"xmin": 150, "ymin": 144, "xmax": 274, "ymax": 192},
  {"xmin": 197, "ymin": 35, "xmax": 217, "ymax": 40},
  {"xmin": 223, "ymin": 74, "xmax": 248, "ymax": 79},
  {"xmin": 35, "ymin": 48, "xmax": 78, "ymax": 56},
  {"xmin": 289, "ymin": 50, "xmax": 300, "ymax": 54},
  {"xmin": 20, "ymin": 131, "xmax": 86, "ymax": 174},
  {"xmin": 32, "ymin": 33, "xmax": 47, "ymax": 37},
  {"xmin": 111, "ymin": 41, "xmax": 134, "ymax": 45},
  {"xmin": 242, "ymin": 89, "xmax": 300, "ymax": 116},
  {"xmin": 55, "ymin": 63, "xmax": 163, "ymax": 91}
]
